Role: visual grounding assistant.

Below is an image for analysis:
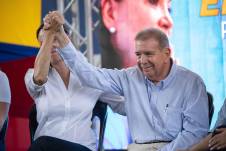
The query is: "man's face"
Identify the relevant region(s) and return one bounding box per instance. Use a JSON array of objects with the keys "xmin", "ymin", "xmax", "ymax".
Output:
[
  {"xmin": 135, "ymin": 39, "xmax": 170, "ymax": 82},
  {"xmin": 110, "ymin": 0, "xmax": 173, "ymax": 67}
]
